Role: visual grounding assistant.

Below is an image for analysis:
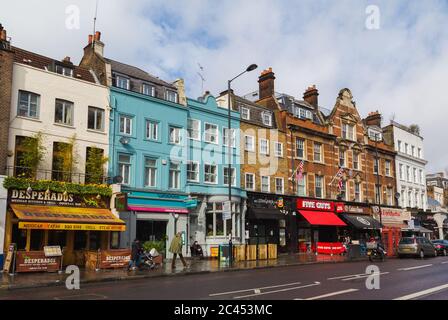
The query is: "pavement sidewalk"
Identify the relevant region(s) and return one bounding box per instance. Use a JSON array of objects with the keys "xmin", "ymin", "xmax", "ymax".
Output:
[{"xmin": 0, "ymin": 253, "xmax": 367, "ymax": 291}]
